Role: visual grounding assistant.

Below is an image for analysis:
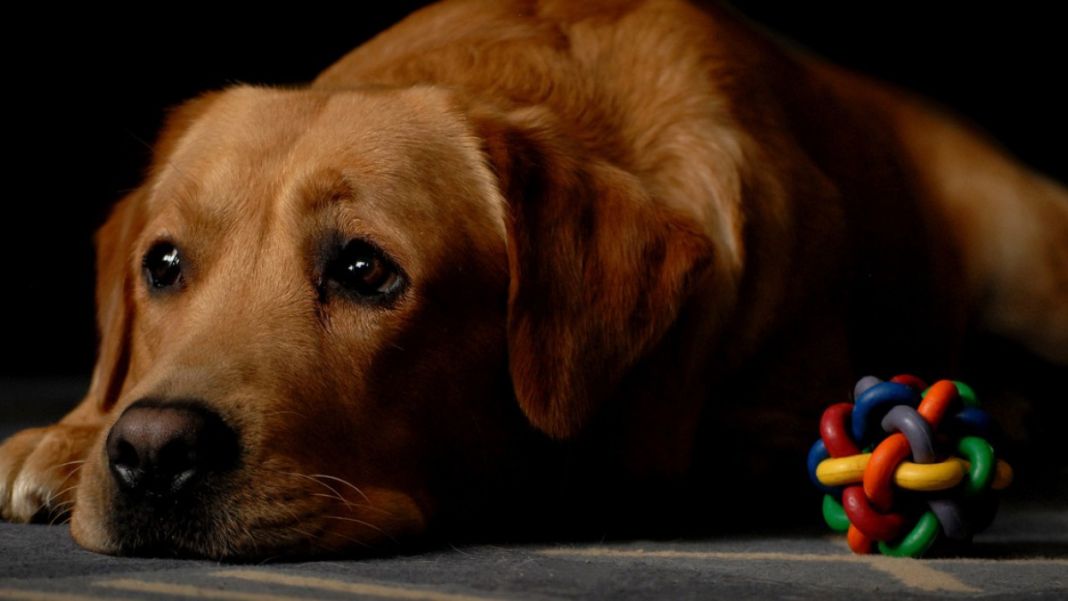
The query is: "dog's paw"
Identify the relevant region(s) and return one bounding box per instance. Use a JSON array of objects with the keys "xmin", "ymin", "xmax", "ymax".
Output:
[{"xmin": 0, "ymin": 425, "xmax": 100, "ymax": 523}]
